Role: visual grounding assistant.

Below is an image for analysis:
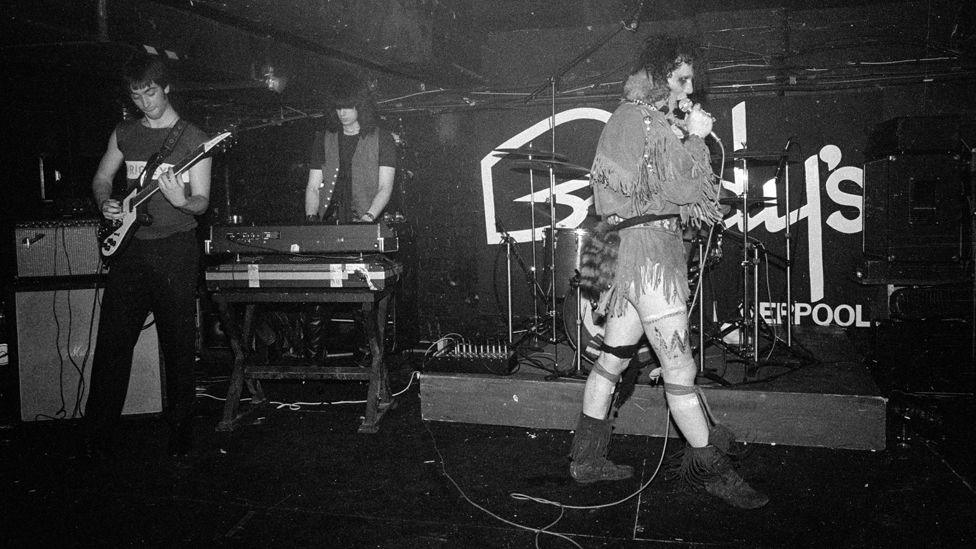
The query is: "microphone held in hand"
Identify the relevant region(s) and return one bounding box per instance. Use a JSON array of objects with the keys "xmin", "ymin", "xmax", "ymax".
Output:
[{"xmin": 678, "ymin": 99, "xmax": 719, "ymax": 141}]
